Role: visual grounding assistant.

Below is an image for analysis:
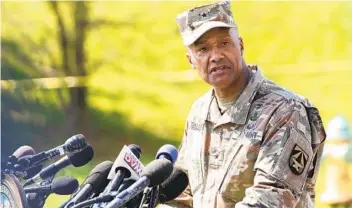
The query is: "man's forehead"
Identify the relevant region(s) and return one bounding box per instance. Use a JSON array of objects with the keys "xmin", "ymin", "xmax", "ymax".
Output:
[{"xmin": 193, "ymin": 27, "xmax": 232, "ymax": 45}]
